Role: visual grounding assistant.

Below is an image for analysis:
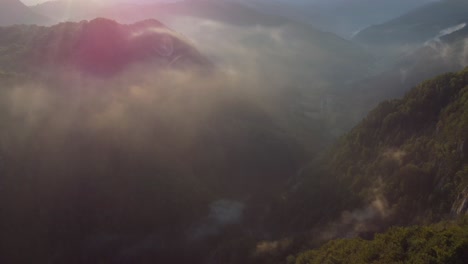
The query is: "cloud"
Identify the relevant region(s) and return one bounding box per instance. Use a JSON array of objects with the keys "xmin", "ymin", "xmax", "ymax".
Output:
[
  {"xmin": 318, "ymin": 178, "xmax": 393, "ymax": 241},
  {"xmin": 189, "ymin": 199, "xmax": 245, "ymax": 240}
]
